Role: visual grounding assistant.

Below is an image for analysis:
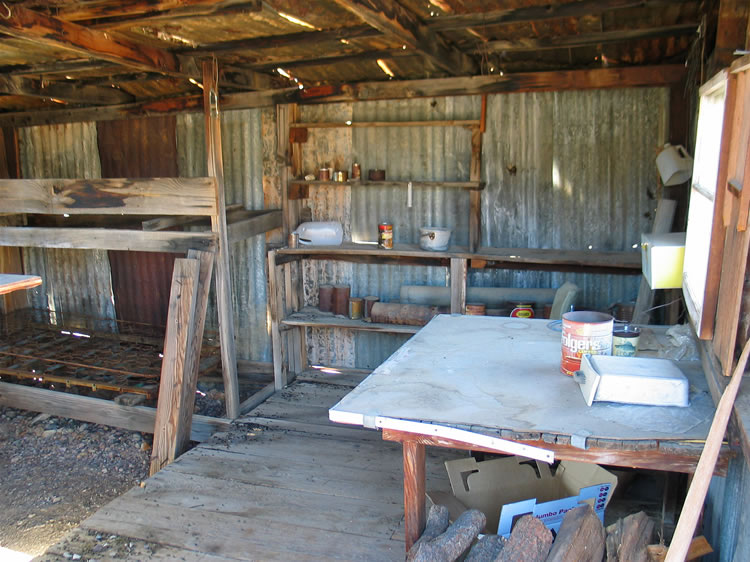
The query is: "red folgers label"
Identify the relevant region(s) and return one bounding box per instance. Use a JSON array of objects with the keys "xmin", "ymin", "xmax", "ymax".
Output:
[{"xmin": 561, "ymin": 311, "xmax": 613, "ymax": 376}]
